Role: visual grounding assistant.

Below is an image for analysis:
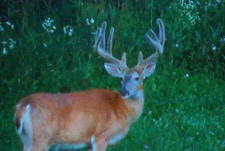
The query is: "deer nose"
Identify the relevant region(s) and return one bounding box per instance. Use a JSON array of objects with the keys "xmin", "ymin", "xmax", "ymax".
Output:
[{"xmin": 120, "ymin": 88, "xmax": 129, "ymax": 97}]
